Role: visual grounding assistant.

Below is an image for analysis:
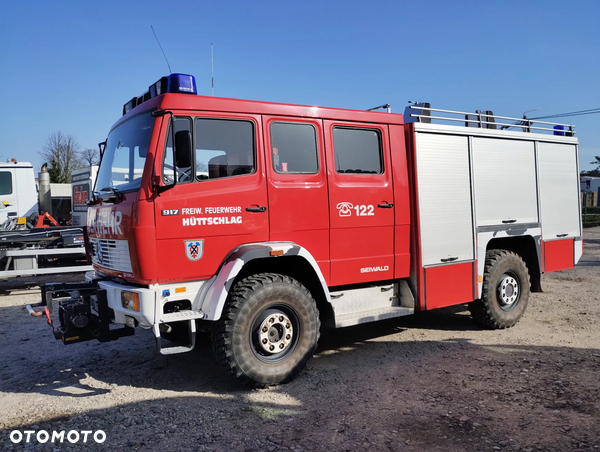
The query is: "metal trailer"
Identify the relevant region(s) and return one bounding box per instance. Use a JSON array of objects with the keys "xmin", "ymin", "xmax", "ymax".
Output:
[
  {"xmin": 1, "ymin": 162, "xmax": 93, "ymax": 278},
  {"xmin": 0, "ymin": 226, "xmax": 92, "ymax": 278}
]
